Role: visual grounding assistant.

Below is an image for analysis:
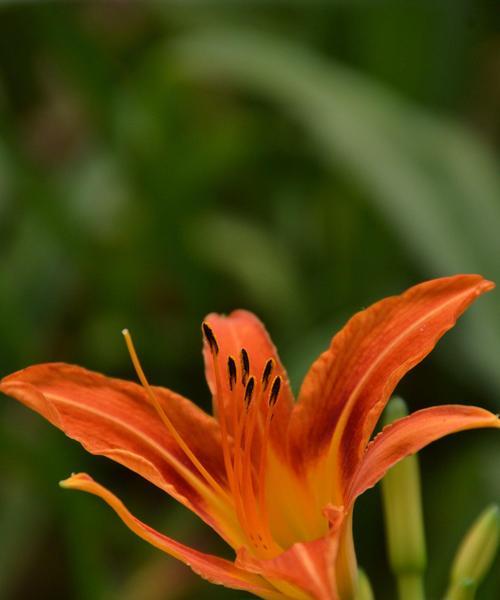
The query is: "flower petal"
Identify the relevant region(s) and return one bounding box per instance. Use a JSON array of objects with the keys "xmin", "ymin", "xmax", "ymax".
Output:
[
  {"xmin": 203, "ymin": 310, "xmax": 294, "ymax": 446},
  {"xmin": 60, "ymin": 473, "xmax": 282, "ymax": 600},
  {"xmin": 346, "ymin": 405, "xmax": 500, "ymax": 505},
  {"xmin": 288, "ymin": 275, "xmax": 494, "ymax": 490},
  {"xmin": 238, "ymin": 507, "xmax": 345, "ymax": 600},
  {"xmin": 0, "ymin": 363, "xmax": 243, "ymax": 545}
]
